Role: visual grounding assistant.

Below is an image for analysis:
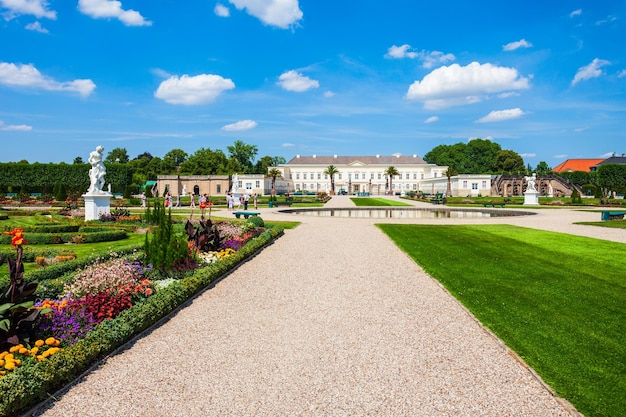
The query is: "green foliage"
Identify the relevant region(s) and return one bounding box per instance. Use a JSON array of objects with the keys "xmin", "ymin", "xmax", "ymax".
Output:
[
  {"xmin": 0, "ymin": 231, "xmax": 127, "ymax": 245},
  {"xmin": 179, "ymin": 147, "xmax": 229, "ymax": 175},
  {"xmin": 559, "ymin": 170, "xmax": 593, "ymax": 186},
  {"xmin": 247, "ymin": 215, "xmax": 265, "ymax": 228},
  {"xmin": 424, "ymin": 139, "xmax": 522, "ymax": 174},
  {"xmin": 227, "ymin": 140, "xmax": 258, "ymax": 174},
  {"xmin": 143, "ymin": 201, "xmax": 189, "ymax": 273},
  {"xmin": 570, "ymin": 188, "xmax": 582, "ymax": 204},
  {"xmin": 598, "ymin": 164, "xmax": 626, "ymax": 194}
]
